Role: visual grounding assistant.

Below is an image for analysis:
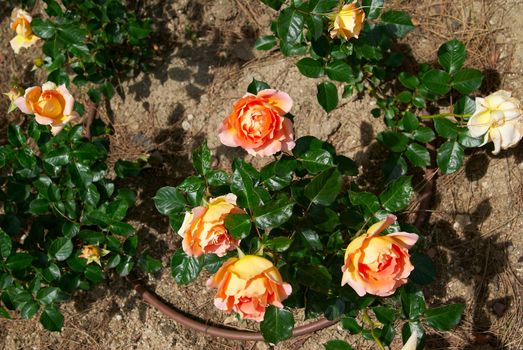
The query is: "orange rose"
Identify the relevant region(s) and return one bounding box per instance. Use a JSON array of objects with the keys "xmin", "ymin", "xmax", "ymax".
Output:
[
  {"xmin": 178, "ymin": 194, "xmax": 243, "ymax": 257},
  {"xmin": 218, "ymin": 89, "xmax": 295, "ymax": 157},
  {"xmin": 329, "ymin": 4, "xmax": 365, "ymax": 40},
  {"xmin": 341, "ymin": 214, "xmax": 418, "ymax": 297},
  {"xmin": 10, "ymin": 8, "xmax": 39, "ymax": 54},
  {"xmin": 14, "ymin": 82, "xmax": 79, "ymax": 135},
  {"xmin": 207, "ymin": 255, "xmax": 292, "ymax": 321},
  {"xmin": 79, "ymin": 245, "xmax": 109, "ymax": 265}
]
